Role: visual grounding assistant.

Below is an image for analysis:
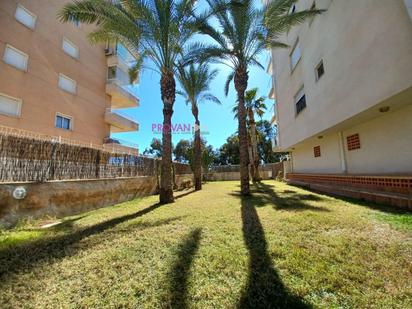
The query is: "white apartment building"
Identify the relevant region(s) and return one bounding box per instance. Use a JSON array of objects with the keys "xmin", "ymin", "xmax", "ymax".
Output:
[{"xmin": 268, "ymin": 0, "xmax": 412, "ymax": 177}]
